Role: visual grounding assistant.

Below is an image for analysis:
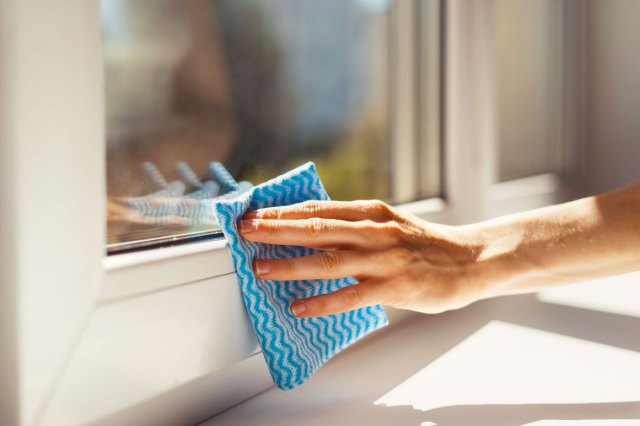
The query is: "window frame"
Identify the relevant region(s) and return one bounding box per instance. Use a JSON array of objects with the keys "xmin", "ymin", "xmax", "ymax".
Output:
[
  {"xmin": 0, "ymin": 0, "xmax": 586, "ymax": 424},
  {"xmin": 0, "ymin": 1, "xmax": 106, "ymax": 424}
]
